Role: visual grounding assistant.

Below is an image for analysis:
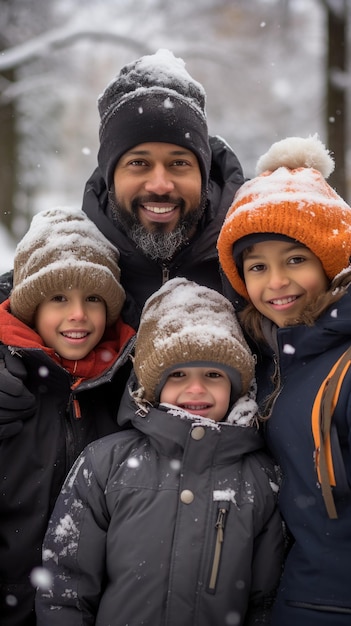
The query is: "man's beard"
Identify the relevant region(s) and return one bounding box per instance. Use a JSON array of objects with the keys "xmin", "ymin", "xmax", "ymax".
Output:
[{"xmin": 109, "ymin": 190, "xmax": 207, "ymax": 261}]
